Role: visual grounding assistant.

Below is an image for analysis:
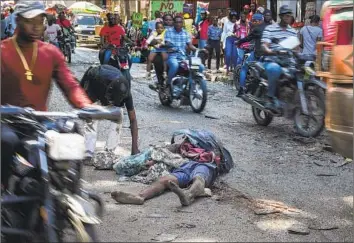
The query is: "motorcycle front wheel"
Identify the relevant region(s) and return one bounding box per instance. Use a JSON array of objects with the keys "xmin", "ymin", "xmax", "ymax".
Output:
[
  {"xmin": 189, "ymin": 76, "xmax": 207, "ymax": 113},
  {"xmin": 65, "ymin": 44, "xmax": 72, "ymax": 64},
  {"xmin": 233, "ymin": 65, "xmax": 241, "ymax": 91},
  {"xmin": 158, "ymin": 86, "xmax": 172, "ymax": 107},
  {"xmin": 252, "ymin": 86, "xmax": 274, "ymax": 126},
  {"xmin": 294, "ymin": 88, "xmax": 325, "ymax": 137}
]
